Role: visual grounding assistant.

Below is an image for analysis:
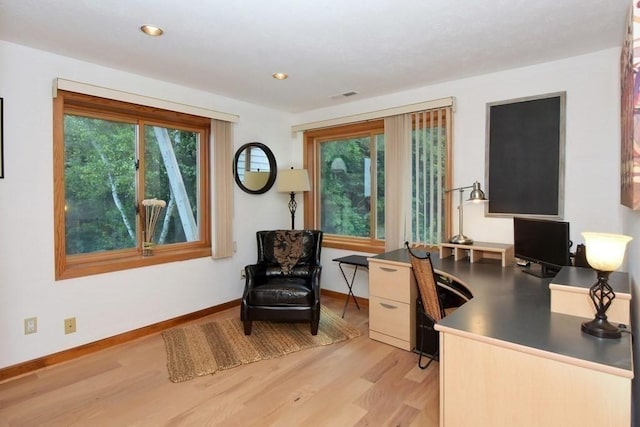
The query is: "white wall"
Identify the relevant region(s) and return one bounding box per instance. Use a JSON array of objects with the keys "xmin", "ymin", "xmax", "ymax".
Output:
[
  {"xmin": 294, "ymin": 48, "xmax": 637, "ymax": 300},
  {"xmin": 0, "ymin": 41, "xmax": 293, "ymax": 368}
]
